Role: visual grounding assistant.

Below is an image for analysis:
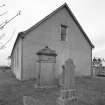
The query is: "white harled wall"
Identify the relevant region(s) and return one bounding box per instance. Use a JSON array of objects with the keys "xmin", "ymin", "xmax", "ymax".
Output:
[
  {"xmin": 11, "ymin": 37, "xmax": 22, "ymax": 80},
  {"xmin": 22, "ymin": 7, "xmax": 92, "ymax": 80}
]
